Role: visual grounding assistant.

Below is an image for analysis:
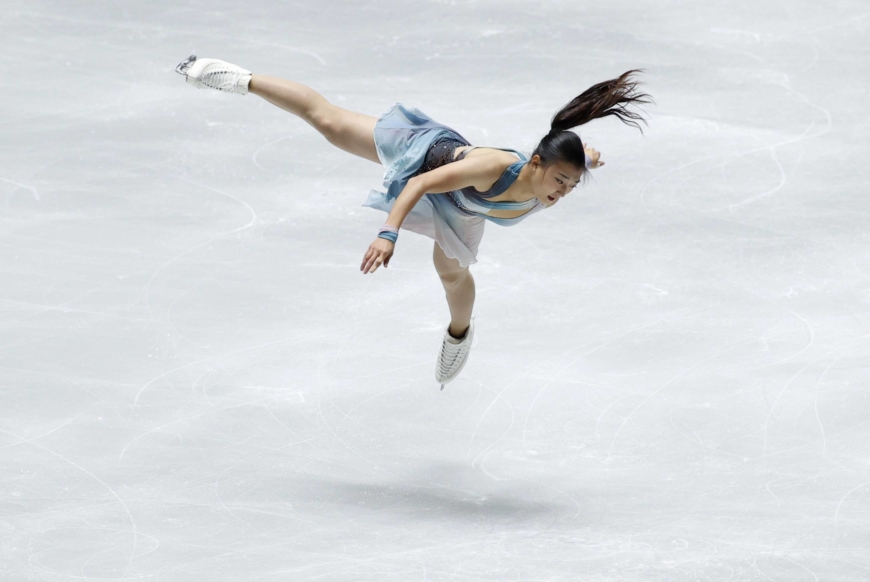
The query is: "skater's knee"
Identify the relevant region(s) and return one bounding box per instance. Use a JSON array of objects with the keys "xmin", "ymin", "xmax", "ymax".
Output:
[
  {"xmin": 437, "ymin": 266, "xmax": 471, "ymax": 292},
  {"xmin": 309, "ymin": 108, "xmax": 338, "ymax": 139},
  {"xmin": 433, "ymin": 245, "xmax": 471, "ymax": 291},
  {"xmin": 310, "ymin": 102, "xmax": 355, "ymax": 141}
]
